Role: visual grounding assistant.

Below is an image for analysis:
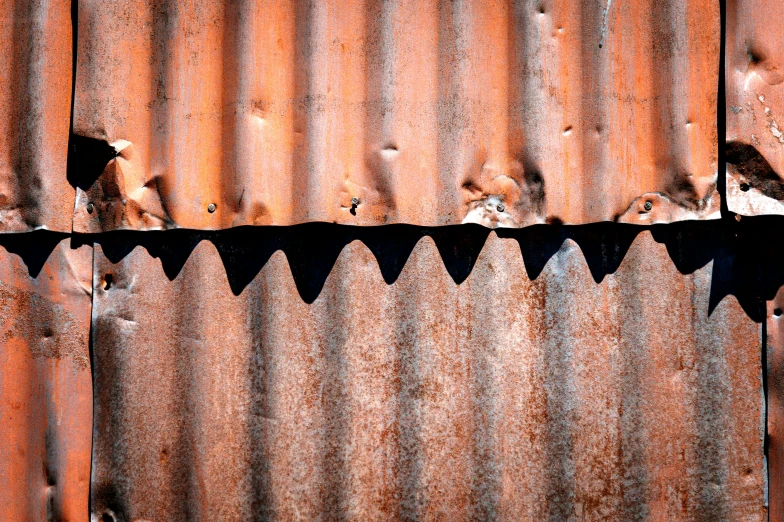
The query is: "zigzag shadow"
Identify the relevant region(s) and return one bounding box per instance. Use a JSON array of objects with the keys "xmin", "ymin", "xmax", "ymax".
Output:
[
  {"xmin": 89, "ymin": 224, "xmax": 490, "ymax": 304},
  {"xmin": 77, "ymin": 219, "xmax": 775, "ymax": 319},
  {"xmin": 0, "ymin": 231, "xmax": 70, "ymax": 278}
]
